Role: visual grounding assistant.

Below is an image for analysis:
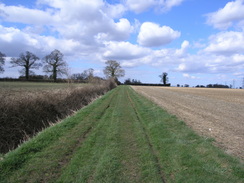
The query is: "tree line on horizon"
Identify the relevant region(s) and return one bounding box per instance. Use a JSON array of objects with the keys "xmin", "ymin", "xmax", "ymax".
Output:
[
  {"xmin": 0, "ymin": 50, "xmax": 67, "ymax": 82},
  {"xmin": 0, "ymin": 50, "xmax": 125, "ymax": 83},
  {"xmin": 2, "ymin": 51, "xmax": 234, "ymax": 88}
]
